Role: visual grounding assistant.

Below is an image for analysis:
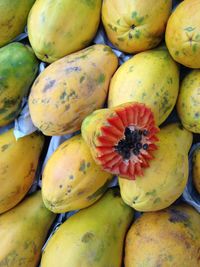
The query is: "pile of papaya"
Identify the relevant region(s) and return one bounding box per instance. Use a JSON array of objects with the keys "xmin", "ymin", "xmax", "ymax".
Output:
[{"xmin": 0, "ymin": 0, "xmax": 200, "ymax": 266}]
